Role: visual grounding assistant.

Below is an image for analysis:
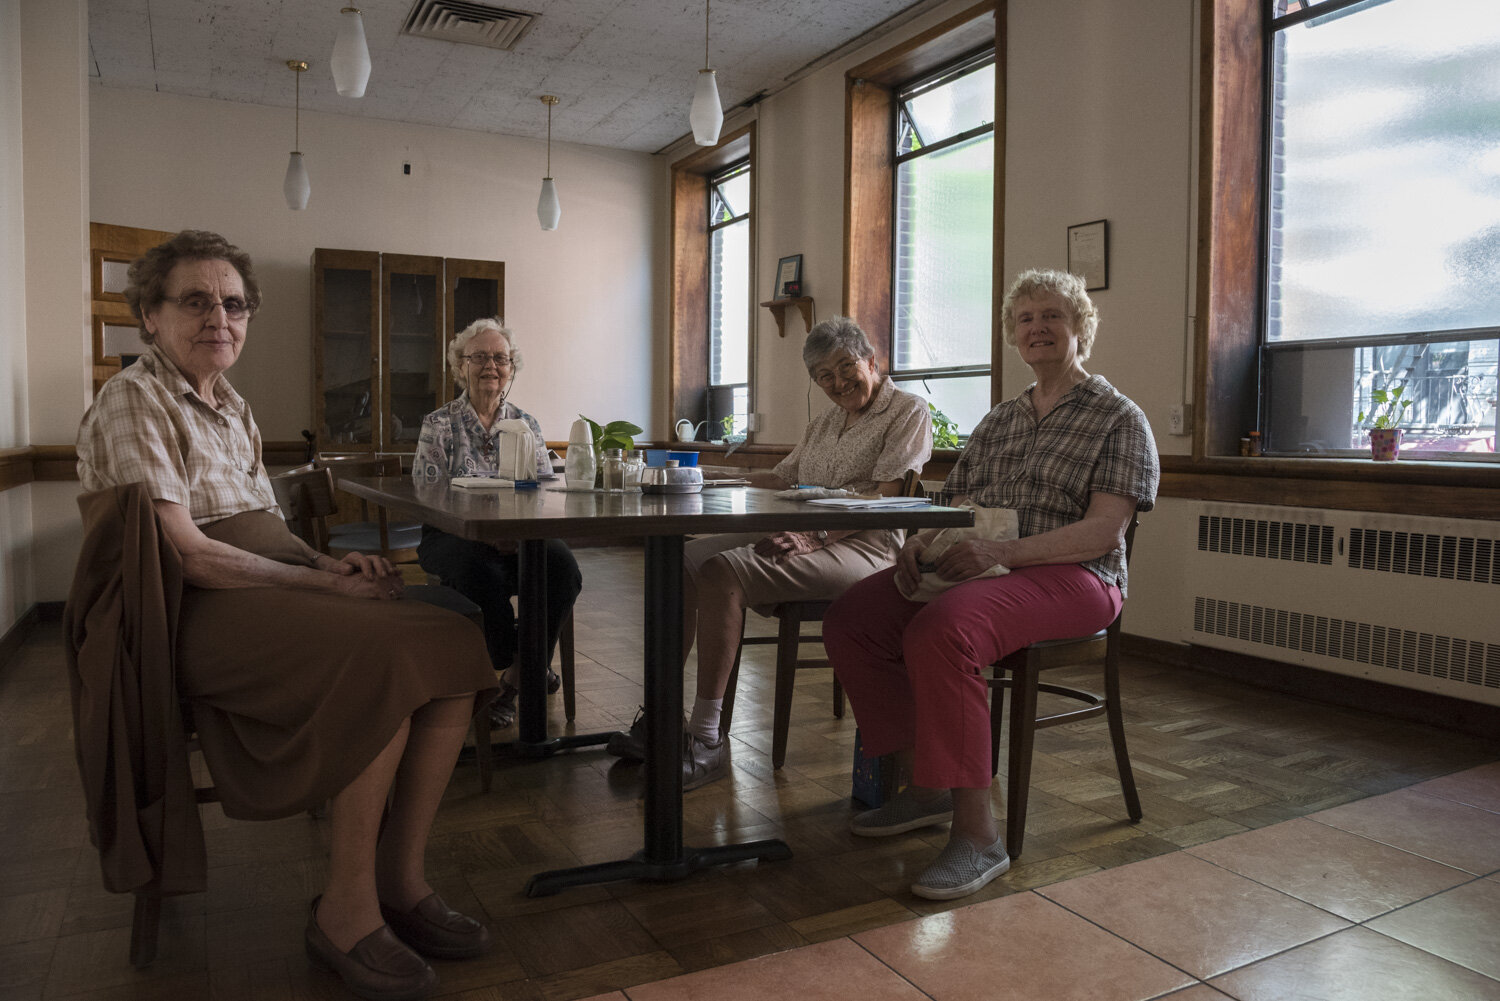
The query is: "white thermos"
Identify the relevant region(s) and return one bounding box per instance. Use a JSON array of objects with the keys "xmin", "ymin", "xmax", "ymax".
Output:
[{"xmin": 564, "ymin": 419, "xmax": 596, "ymax": 489}]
